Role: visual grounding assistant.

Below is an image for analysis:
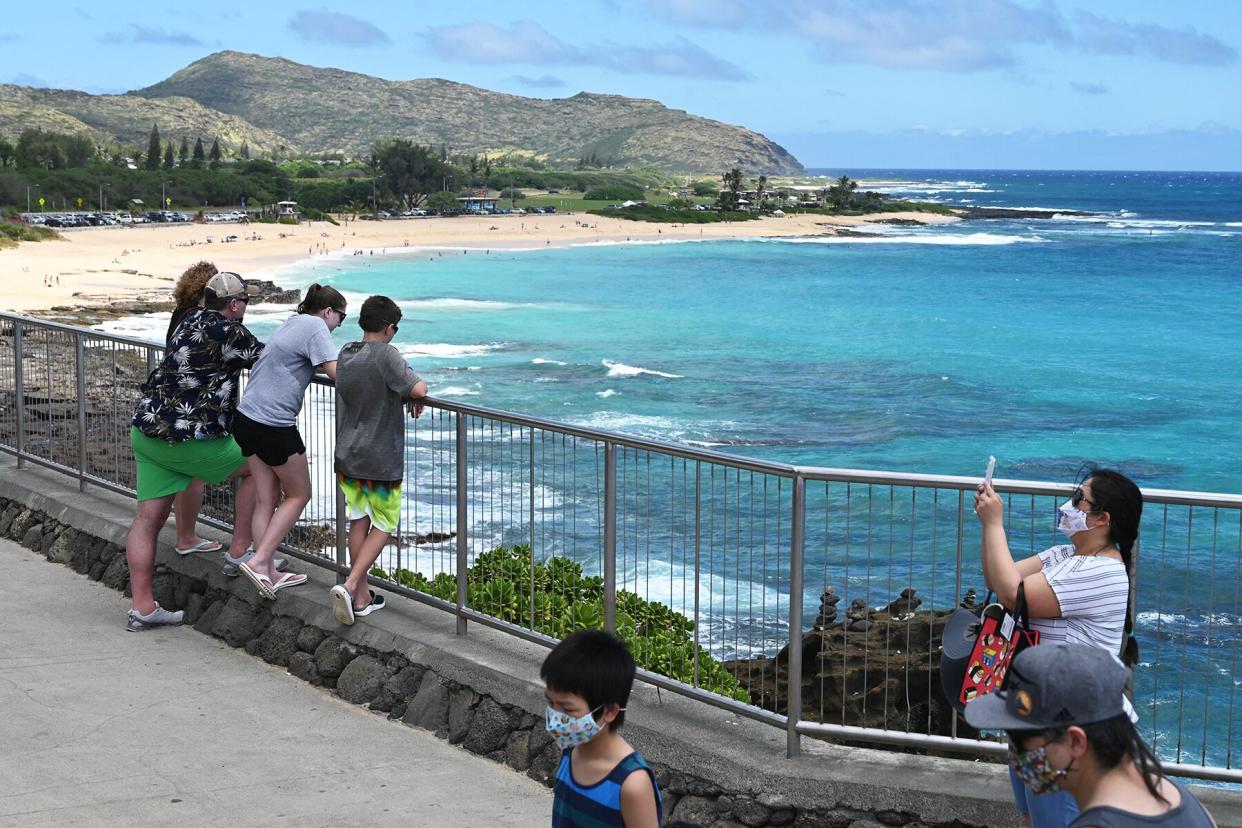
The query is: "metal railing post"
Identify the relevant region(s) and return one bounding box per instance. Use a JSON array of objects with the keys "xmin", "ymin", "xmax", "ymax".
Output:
[
  {"xmin": 787, "ymin": 473, "xmax": 806, "ymax": 758},
  {"xmin": 455, "ymin": 413, "xmax": 468, "ymax": 635},
  {"xmin": 603, "ymin": 441, "xmax": 617, "ymax": 633},
  {"xmin": 75, "ymin": 334, "xmax": 87, "ymax": 490},
  {"xmin": 334, "ymin": 392, "xmax": 347, "ymax": 585},
  {"xmin": 14, "ymin": 320, "xmax": 25, "ymax": 469}
]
